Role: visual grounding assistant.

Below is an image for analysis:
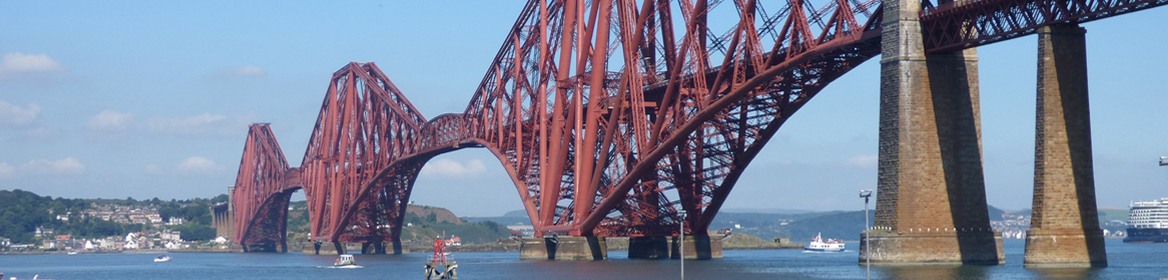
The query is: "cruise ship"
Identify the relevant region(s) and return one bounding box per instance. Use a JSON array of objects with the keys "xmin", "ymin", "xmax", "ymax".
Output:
[{"xmin": 1123, "ymin": 196, "xmax": 1168, "ymax": 243}]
